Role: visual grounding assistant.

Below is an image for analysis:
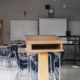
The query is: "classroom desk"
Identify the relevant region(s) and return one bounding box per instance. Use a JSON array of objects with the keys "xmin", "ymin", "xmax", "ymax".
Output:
[
  {"xmin": 25, "ymin": 35, "xmax": 64, "ymax": 80},
  {"xmin": 0, "ymin": 46, "xmax": 9, "ymax": 49},
  {"xmin": 0, "ymin": 46, "xmax": 10, "ymax": 54},
  {"xmin": 18, "ymin": 48, "xmax": 26, "ymax": 53}
]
